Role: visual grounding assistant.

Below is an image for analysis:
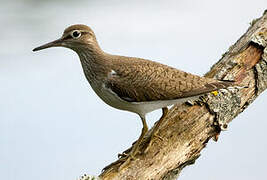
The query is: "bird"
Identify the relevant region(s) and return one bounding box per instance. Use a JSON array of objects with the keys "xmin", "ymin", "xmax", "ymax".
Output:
[{"xmin": 33, "ymin": 24, "xmax": 235, "ymax": 169}]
